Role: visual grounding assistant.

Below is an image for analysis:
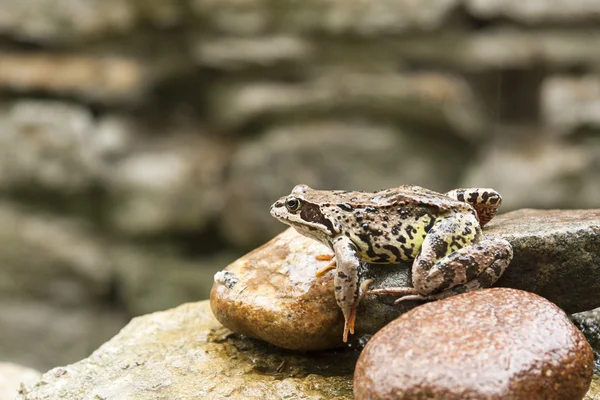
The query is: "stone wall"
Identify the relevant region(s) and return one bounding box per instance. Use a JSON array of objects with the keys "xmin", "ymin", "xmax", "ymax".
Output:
[{"xmin": 1, "ymin": 0, "xmax": 599, "ymax": 370}]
